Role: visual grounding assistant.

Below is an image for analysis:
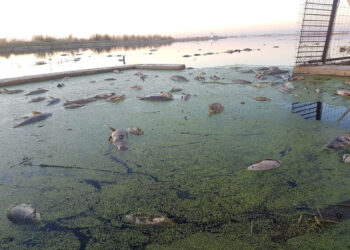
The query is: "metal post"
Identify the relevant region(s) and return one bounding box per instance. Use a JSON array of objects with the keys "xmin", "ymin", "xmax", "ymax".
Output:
[
  {"xmin": 322, "ymin": 0, "xmax": 340, "ymax": 63},
  {"xmin": 316, "ymin": 102, "xmax": 323, "ymax": 120}
]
